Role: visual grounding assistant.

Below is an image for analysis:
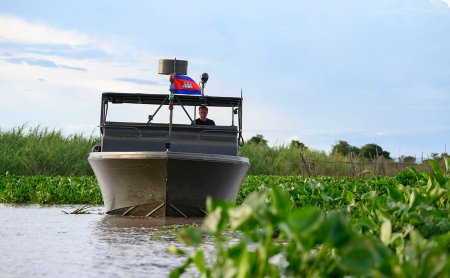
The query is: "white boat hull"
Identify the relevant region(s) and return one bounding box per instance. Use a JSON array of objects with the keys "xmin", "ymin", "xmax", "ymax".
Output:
[{"xmin": 88, "ymin": 151, "xmax": 249, "ymax": 217}]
